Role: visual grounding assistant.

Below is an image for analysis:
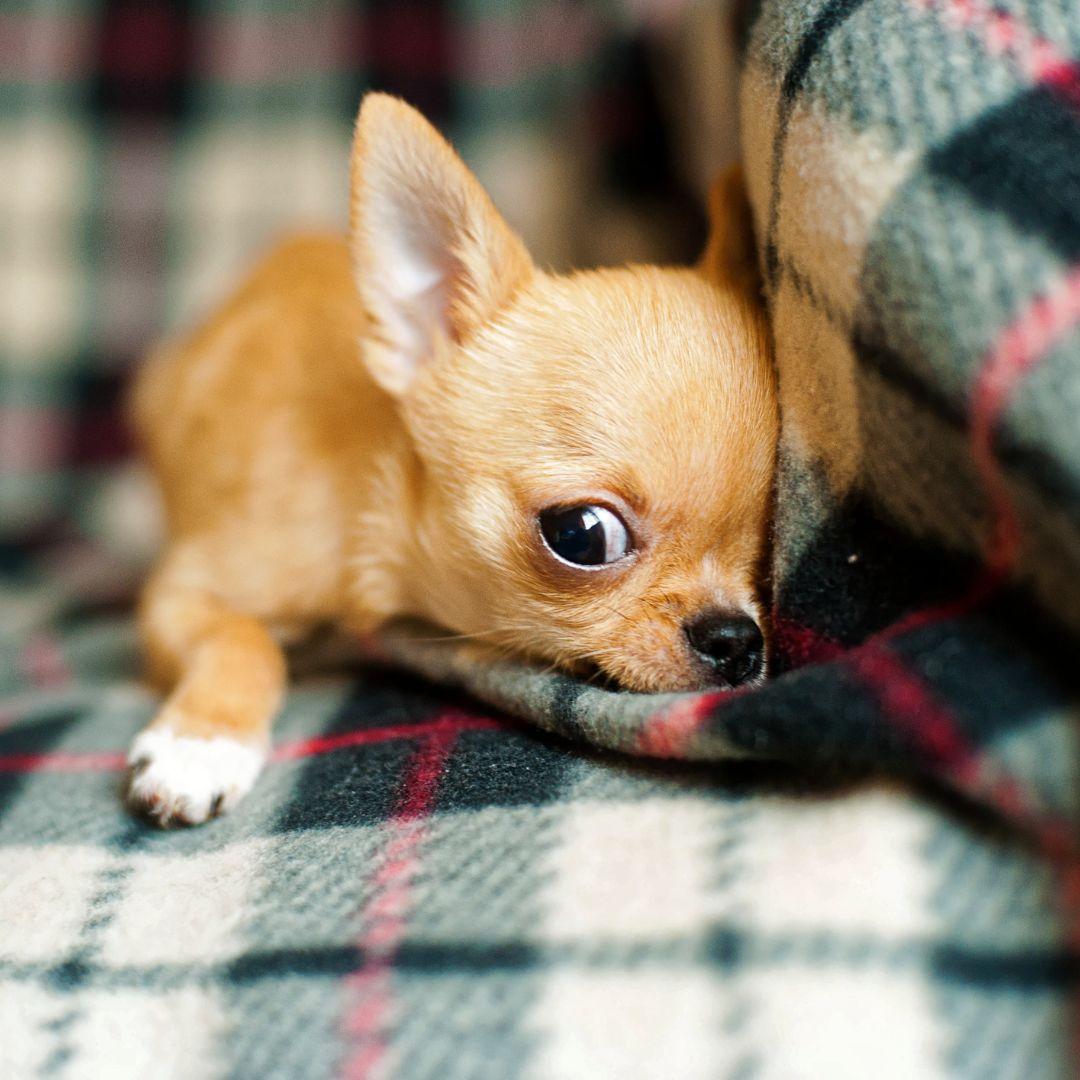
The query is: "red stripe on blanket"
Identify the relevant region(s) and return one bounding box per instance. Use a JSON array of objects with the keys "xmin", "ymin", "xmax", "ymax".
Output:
[
  {"xmin": 270, "ymin": 715, "xmax": 503, "ymax": 762},
  {"xmin": 0, "ymin": 750, "xmax": 128, "ymax": 773},
  {"xmin": 915, "ymin": 0, "xmax": 1080, "ymax": 111},
  {"xmin": 635, "ymin": 690, "xmax": 731, "ymax": 757},
  {"xmin": 338, "ymin": 729, "xmax": 457, "ymax": 1080},
  {"xmin": 850, "ymin": 646, "xmax": 983, "ymax": 783},
  {"xmin": 969, "ymin": 264, "xmax": 1080, "ymax": 579},
  {"xmin": 775, "ymin": 621, "xmax": 1077, "ymax": 857},
  {"xmin": 865, "ymin": 261, "xmax": 1080, "ymax": 641},
  {"xmin": 856, "ymin": 640, "xmax": 1079, "ymax": 872},
  {"xmin": 0, "ymin": 713, "xmax": 506, "ymax": 774},
  {"xmin": 772, "ymin": 616, "xmax": 845, "ymax": 665}
]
